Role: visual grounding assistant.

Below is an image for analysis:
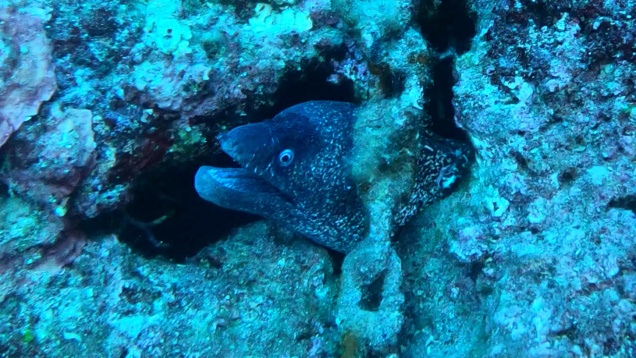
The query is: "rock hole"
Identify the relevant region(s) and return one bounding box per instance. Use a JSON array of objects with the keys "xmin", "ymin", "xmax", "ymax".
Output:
[
  {"xmin": 127, "ymin": 155, "xmax": 261, "ymax": 262},
  {"xmin": 425, "ymin": 57, "xmax": 472, "ymax": 143},
  {"xmin": 258, "ymin": 47, "xmax": 357, "ymax": 119},
  {"xmin": 81, "ymin": 153, "xmax": 260, "ymax": 262},
  {"xmin": 360, "ymin": 270, "xmax": 386, "ymax": 311},
  {"xmin": 558, "ymin": 168, "xmax": 577, "ymax": 185},
  {"xmin": 608, "ymin": 195, "xmax": 636, "ymax": 215},
  {"xmin": 467, "ymin": 261, "xmax": 484, "ymax": 282},
  {"xmin": 89, "ymin": 47, "xmax": 357, "ymax": 262},
  {"xmin": 0, "ymin": 182, "xmax": 8, "ymax": 198},
  {"xmin": 329, "ymin": 250, "xmax": 345, "ymax": 275},
  {"xmin": 417, "ymin": 0, "xmax": 477, "ymax": 55},
  {"xmin": 417, "ymin": 0, "xmax": 476, "ymax": 144}
]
